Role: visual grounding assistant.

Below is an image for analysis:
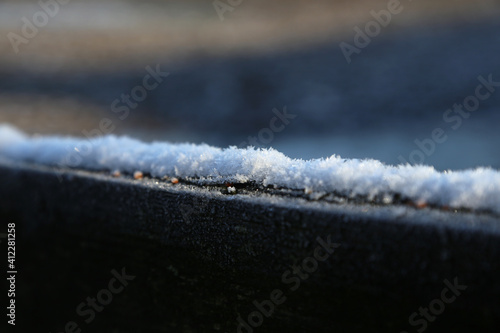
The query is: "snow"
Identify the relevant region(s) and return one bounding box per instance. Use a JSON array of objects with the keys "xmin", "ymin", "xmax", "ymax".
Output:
[{"xmin": 1, "ymin": 124, "xmax": 499, "ymax": 214}]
